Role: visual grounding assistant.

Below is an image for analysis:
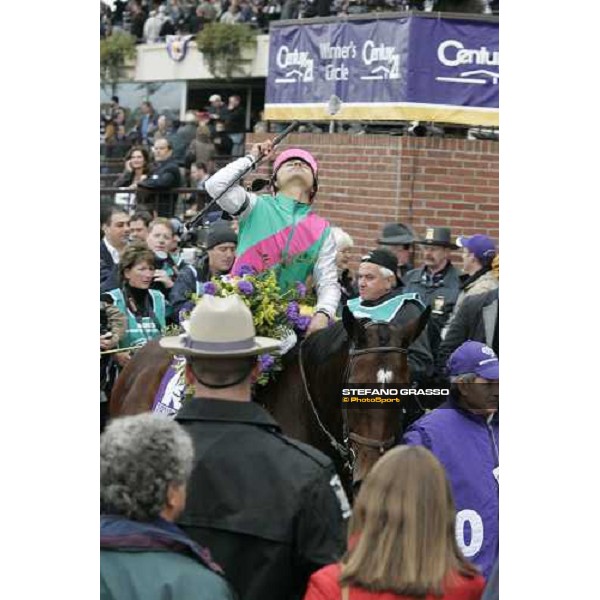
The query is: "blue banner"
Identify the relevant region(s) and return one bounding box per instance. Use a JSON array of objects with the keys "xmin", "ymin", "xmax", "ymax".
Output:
[{"xmin": 265, "ymin": 14, "xmax": 498, "ymax": 126}]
